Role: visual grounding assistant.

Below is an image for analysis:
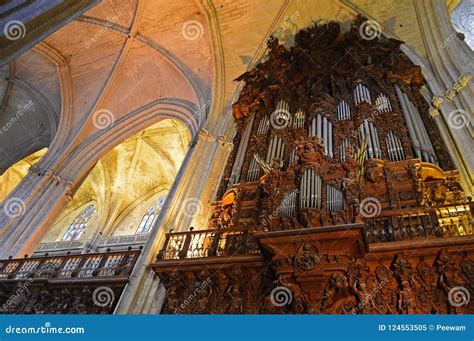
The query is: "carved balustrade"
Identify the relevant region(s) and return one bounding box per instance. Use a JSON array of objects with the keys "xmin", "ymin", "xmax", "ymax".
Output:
[
  {"xmin": 0, "ymin": 250, "xmax": 140, "ymax": 314},
  {"xmin": 0, "ymin": 250, "xmax": 140, "ymax": 280},
  {"xmin": 365, "ymin": 203, "xmax": 473, "ymax": 243},
  {"xmin": 157, "ymin": 227, "xmax": 261, "ymax": 260}
]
